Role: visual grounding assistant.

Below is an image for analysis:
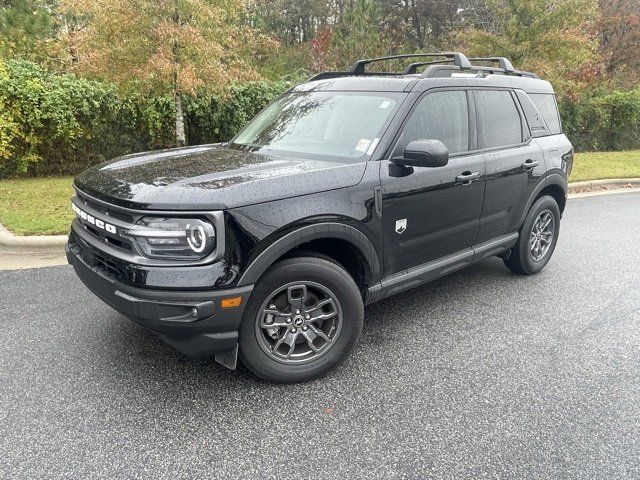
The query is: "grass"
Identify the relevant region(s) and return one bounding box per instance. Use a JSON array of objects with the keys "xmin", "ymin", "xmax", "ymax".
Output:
[
  {"xmin": 0, "ymin": 150, "xmax": 639, "ymax": 235},
  {"xmin": 571, "ymin": 150, "xmax": 640, "ymax": 182},
  {"xmin": 0, "ymin": 176, "xmax": 74, "ymax": 235}
]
